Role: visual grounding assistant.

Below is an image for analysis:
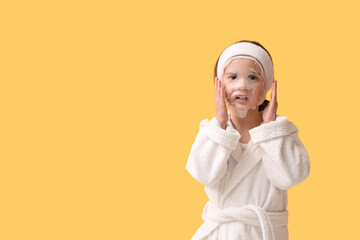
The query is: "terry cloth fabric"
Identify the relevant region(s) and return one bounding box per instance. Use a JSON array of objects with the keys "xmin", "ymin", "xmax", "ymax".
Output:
[
  {"xmin": 191, "ymin": 201, "xmax": 288, "ymax": 240},
  {"xmin": 186, "ymin": 111, "xmax": 310, "ymax": 239}
]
